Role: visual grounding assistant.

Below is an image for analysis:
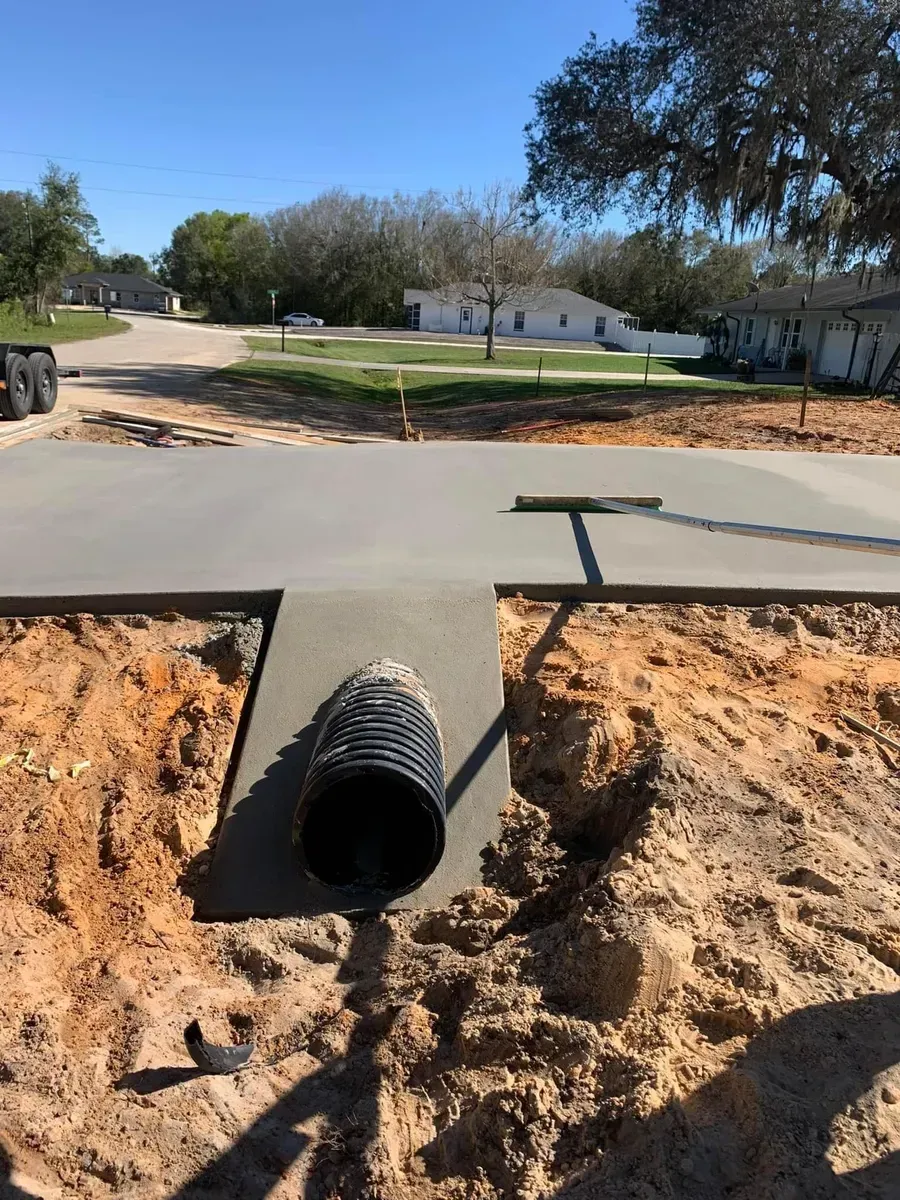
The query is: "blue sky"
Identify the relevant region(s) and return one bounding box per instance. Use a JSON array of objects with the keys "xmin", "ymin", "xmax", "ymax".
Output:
[{"xmin": 2, "ymin": 0, "xmax": 635, "ymax": 258}]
